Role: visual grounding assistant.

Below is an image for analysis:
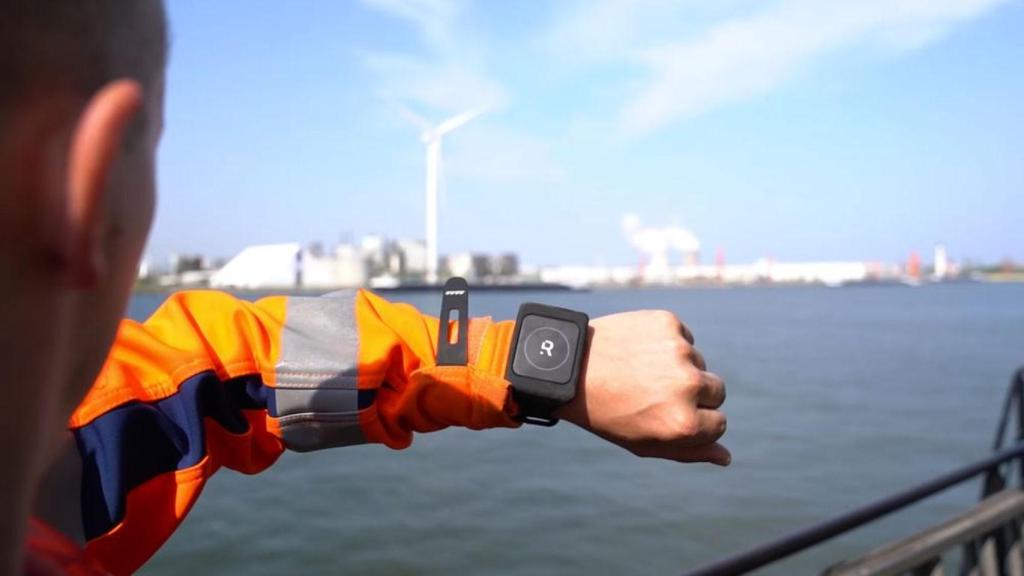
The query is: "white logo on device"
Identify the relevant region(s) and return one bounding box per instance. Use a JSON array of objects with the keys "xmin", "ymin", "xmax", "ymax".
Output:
[{"xmin": 540, "ymin": 339, "xmax": 555, "ymax": 357}]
